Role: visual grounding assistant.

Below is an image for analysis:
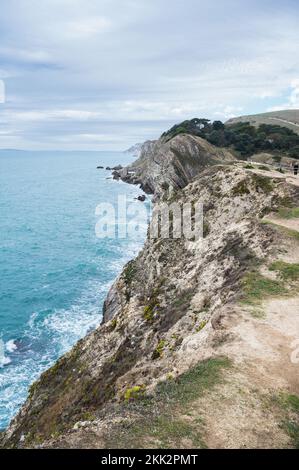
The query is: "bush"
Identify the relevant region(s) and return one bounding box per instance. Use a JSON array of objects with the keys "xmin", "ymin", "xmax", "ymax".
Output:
[{"xmin": 161, "ymin": 118, "xmax": 299, "ymax": 158}]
